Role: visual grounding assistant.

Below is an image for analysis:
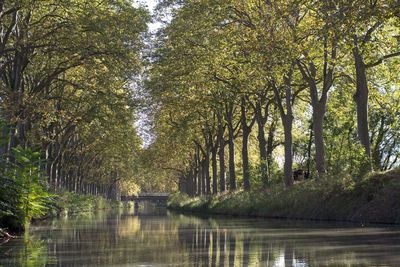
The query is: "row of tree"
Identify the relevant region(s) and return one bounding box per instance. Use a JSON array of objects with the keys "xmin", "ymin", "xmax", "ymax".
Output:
[
  {"xmin": 0, "ymin": 0, "xmax": 149, "ymax": 200},
  {"xmin": 145, "ymin": 0, "xmax": 400, "ymax": 195}
]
